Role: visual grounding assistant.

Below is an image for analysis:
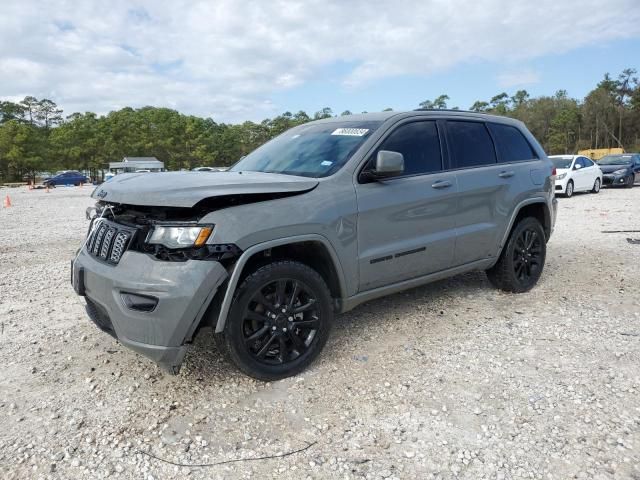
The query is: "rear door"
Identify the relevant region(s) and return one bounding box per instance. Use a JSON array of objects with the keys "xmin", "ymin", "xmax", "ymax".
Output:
[
  {"xmin": 355, "ymin": 120, "xmax": 458, "ymax": 291},
  {"xmin": 447, "ymin": 120, "xmax": 539, "ymax": 266}
]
